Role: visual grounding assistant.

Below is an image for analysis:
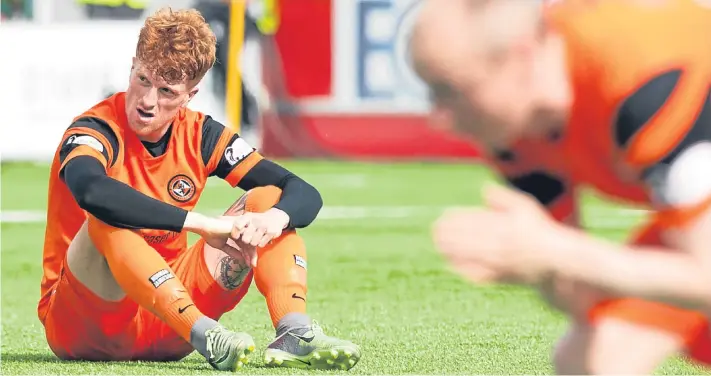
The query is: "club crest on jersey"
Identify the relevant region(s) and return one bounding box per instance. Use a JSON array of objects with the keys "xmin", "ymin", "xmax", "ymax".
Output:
[
  {"xmin": 167, "ymin": 174, "xmax": 196, "ymax": 203},
  {"xmin": 224, "ymin": 138, "xmax": 253, "ymax": 166}
]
